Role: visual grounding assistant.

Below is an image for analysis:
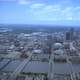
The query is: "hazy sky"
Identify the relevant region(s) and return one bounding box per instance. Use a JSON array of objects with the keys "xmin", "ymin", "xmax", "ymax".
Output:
[{"xmin": 0, "ymin": 0, "xmax": 80, "ymax": 25}]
